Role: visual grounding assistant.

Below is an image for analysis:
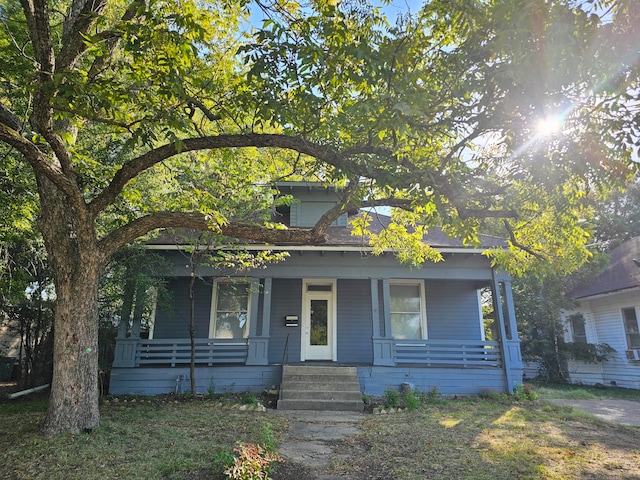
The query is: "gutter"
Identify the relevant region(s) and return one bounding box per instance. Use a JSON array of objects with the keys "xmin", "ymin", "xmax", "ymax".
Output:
[{"xmin": 144, "ymin": 244, "xmax": 491, "ymax": 255}]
